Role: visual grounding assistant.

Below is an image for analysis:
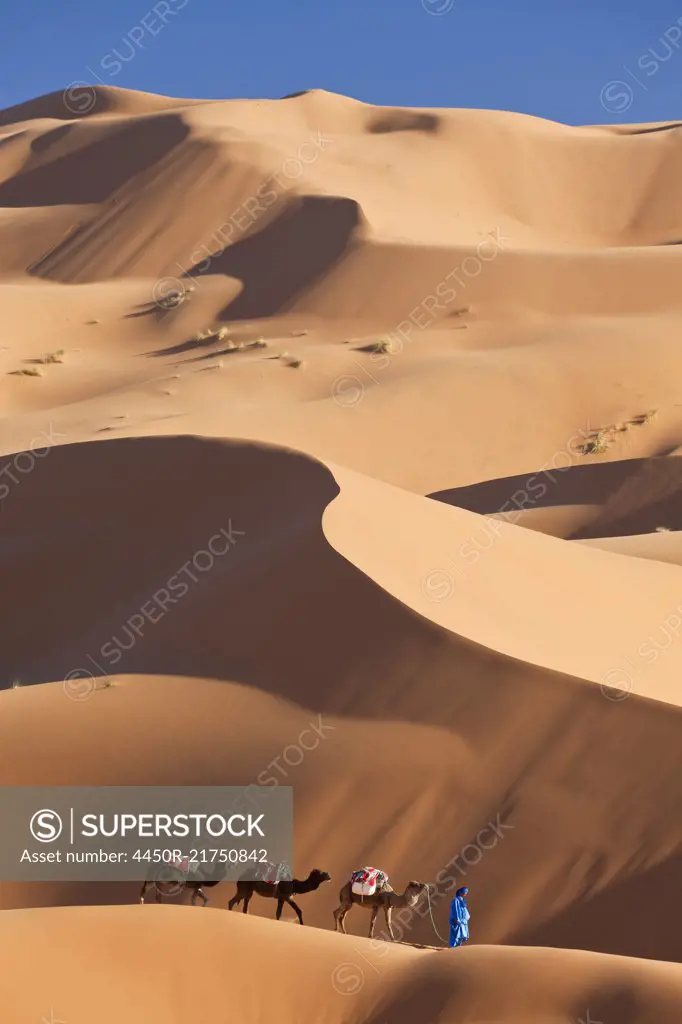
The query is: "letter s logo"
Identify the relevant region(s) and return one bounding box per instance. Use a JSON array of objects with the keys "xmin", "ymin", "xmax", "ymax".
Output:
[{"xmin": 30, "ymin": 809, "xmax": 63, "ymax": 842}]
